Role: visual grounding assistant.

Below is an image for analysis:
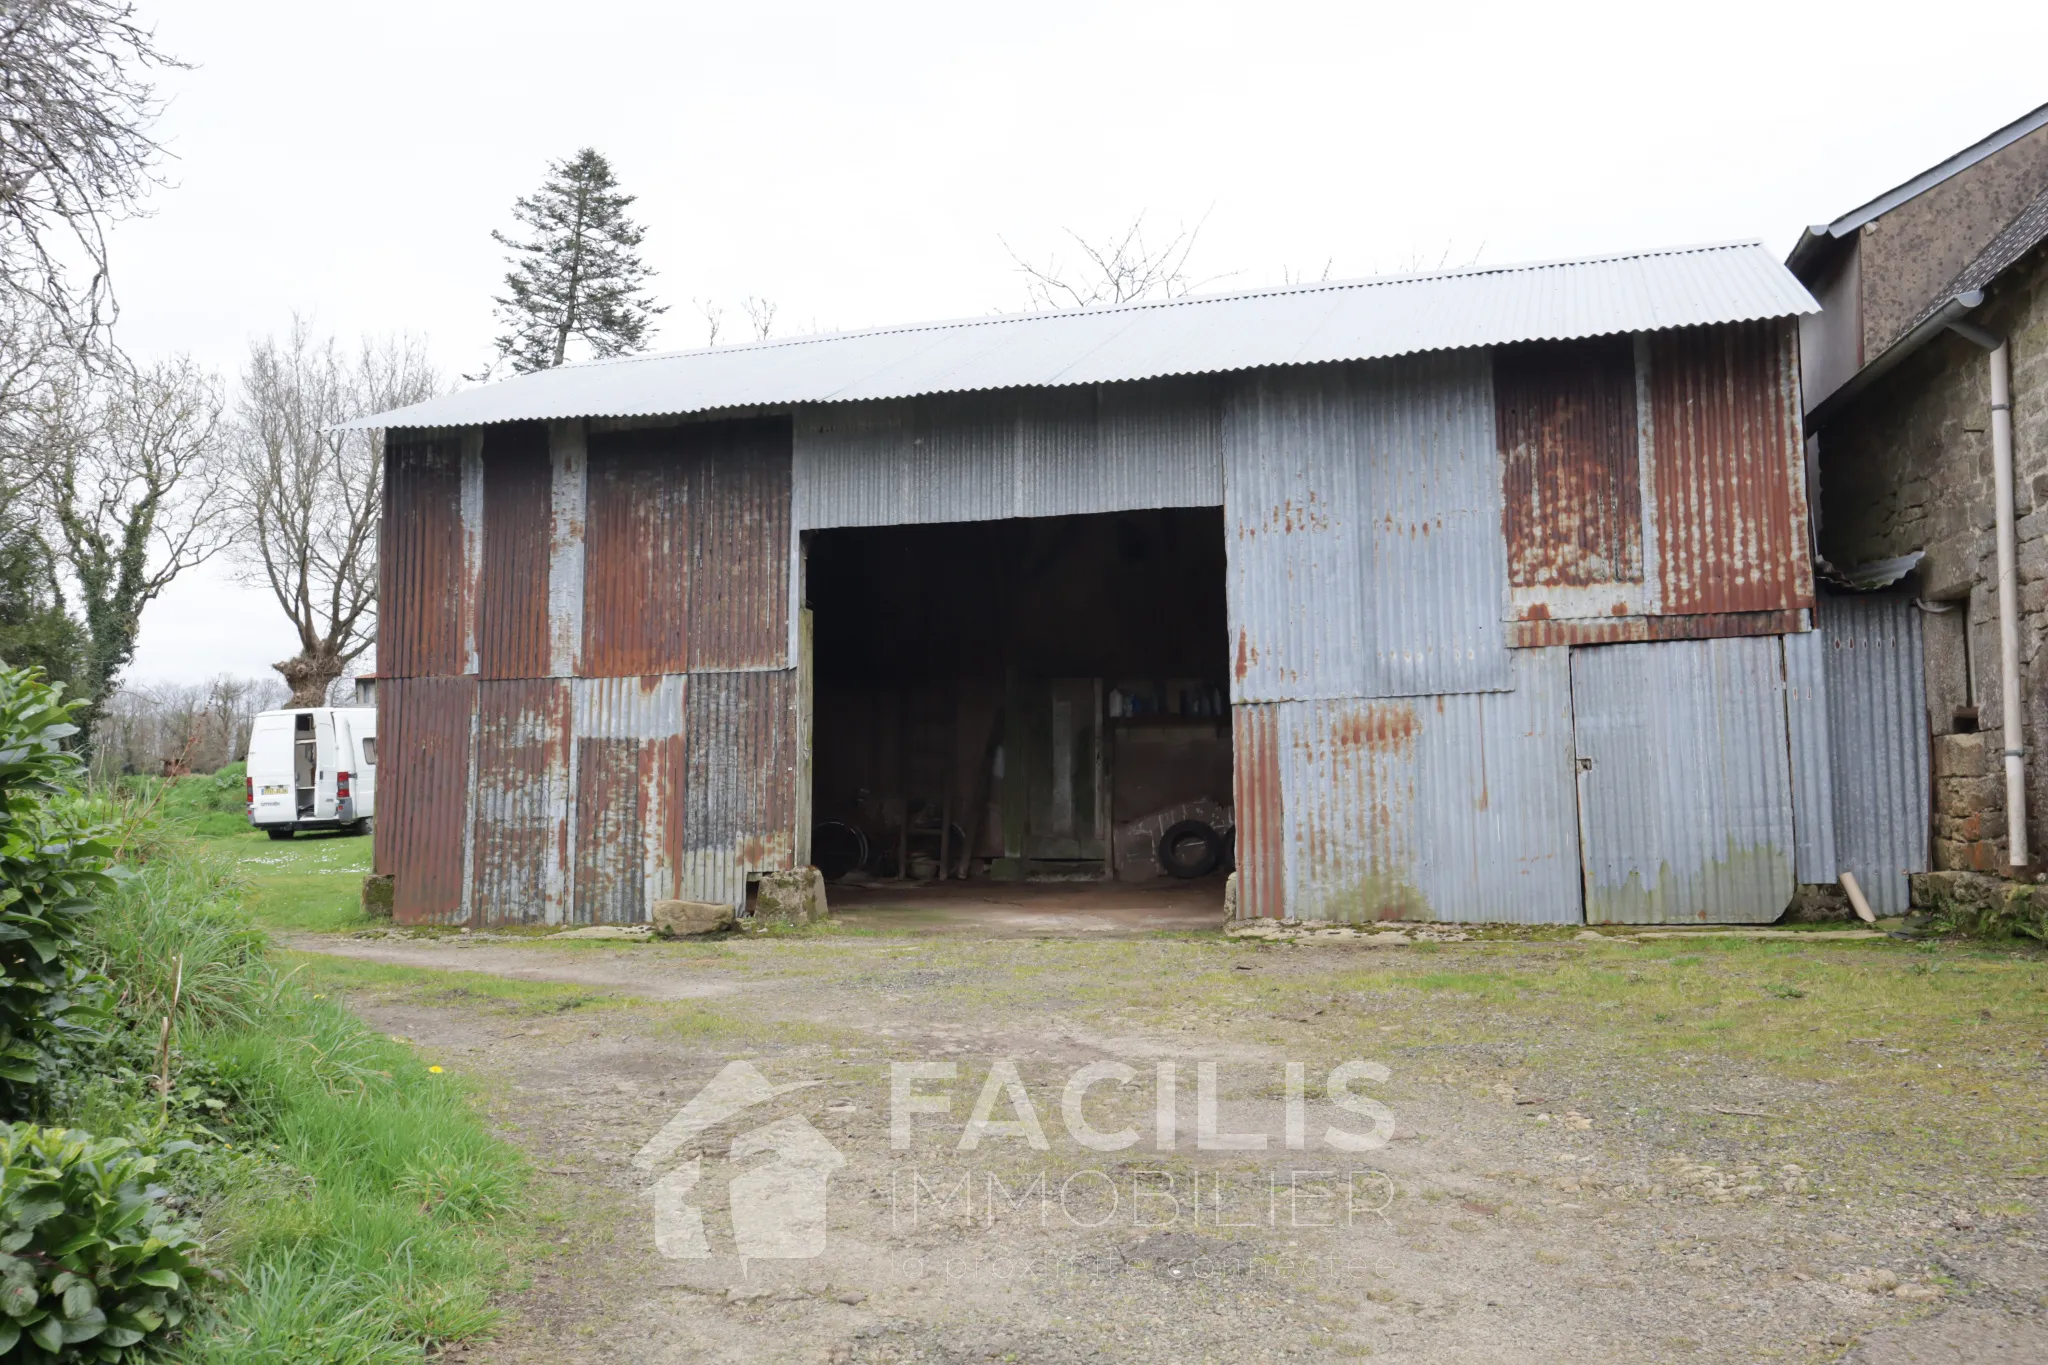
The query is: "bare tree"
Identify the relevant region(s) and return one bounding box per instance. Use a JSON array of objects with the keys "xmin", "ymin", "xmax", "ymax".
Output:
[
  {"xmin": 12, "ymin": 353, "xmax": 229, "ymax": 735},
  {"xmin": 694, "ymin": 296, "xmax": 724, "ymax": 346},
  {"xmin": 1003, "ymin": 212, "xmax": 1229, "ymax": 310},
  {"xmin": 229, "ymin": 319, "xmax": 435, "ymax": 706},
  {"xmin": 0, "ymin": 0, "xmax": 183, "ymax": 340},
  {"xmin": 88, "ymin": 671, "xmax": 287, "ymax": 780},
  {"xmin": 742, "ymin": 295, "xmax": 777, "ymax": 341}
]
